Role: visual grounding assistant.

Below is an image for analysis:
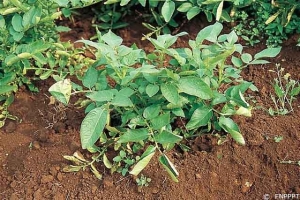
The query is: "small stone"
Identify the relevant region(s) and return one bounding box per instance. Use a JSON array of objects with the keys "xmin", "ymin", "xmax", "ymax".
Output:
[
  {"xmin": 69, "ymin": 141, "xmax": 81, "ymax": 152},
  {"xmin": 57, "ymin": 173, "xmax": 63, "ymax": 181},
  {"xmin": 82, "ymin": 172, "xmax": 90, "ymax": 179},
  {"xmin": 41, "ymin": 175, "xmax": 54, "ymax": 184},
  {"xmin": 49, "ymin": 166, "xmax": 58, "ymax": 176},
  {"xmin": 151, "ymin": 187, "xmax": 159, "ymax": 194},
  {"xmin": 37, "ymin": 130, "xmax": 48, "ymax": 143},
  {"xmin": 5, "ymin": 121, "xmax": 17, "ymax": 133},
  {"xmin": 32, "ymin": 141, "xmax": 41, "ymax": 150},
  {"xmin": 10, "ymin": 181, "xmax": 17, "ymax": 188},
  {"xmin": 241, "ymin": 181, "xmax": 253, "ymax": 193},
  {"xmin": 91, "ymin": 185, "xmax": 98, "ymax": 194},
  {"xmin": 103, "ymin": 177, "xmax": 114, "ymax": 188},
  {"xmin": 195, "ymin": 173, "xmax": 201, "ymax": 179},
  {"xmin": 53, "ymin": 122, "xmax": 66, "ymax": 133}
]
